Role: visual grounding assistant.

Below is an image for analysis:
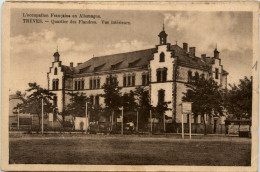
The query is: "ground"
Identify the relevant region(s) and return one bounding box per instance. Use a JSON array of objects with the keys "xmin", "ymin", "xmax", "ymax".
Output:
[{"xmin": 9, "ymin": 134, "xmax": 251, "ymax": 165}]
